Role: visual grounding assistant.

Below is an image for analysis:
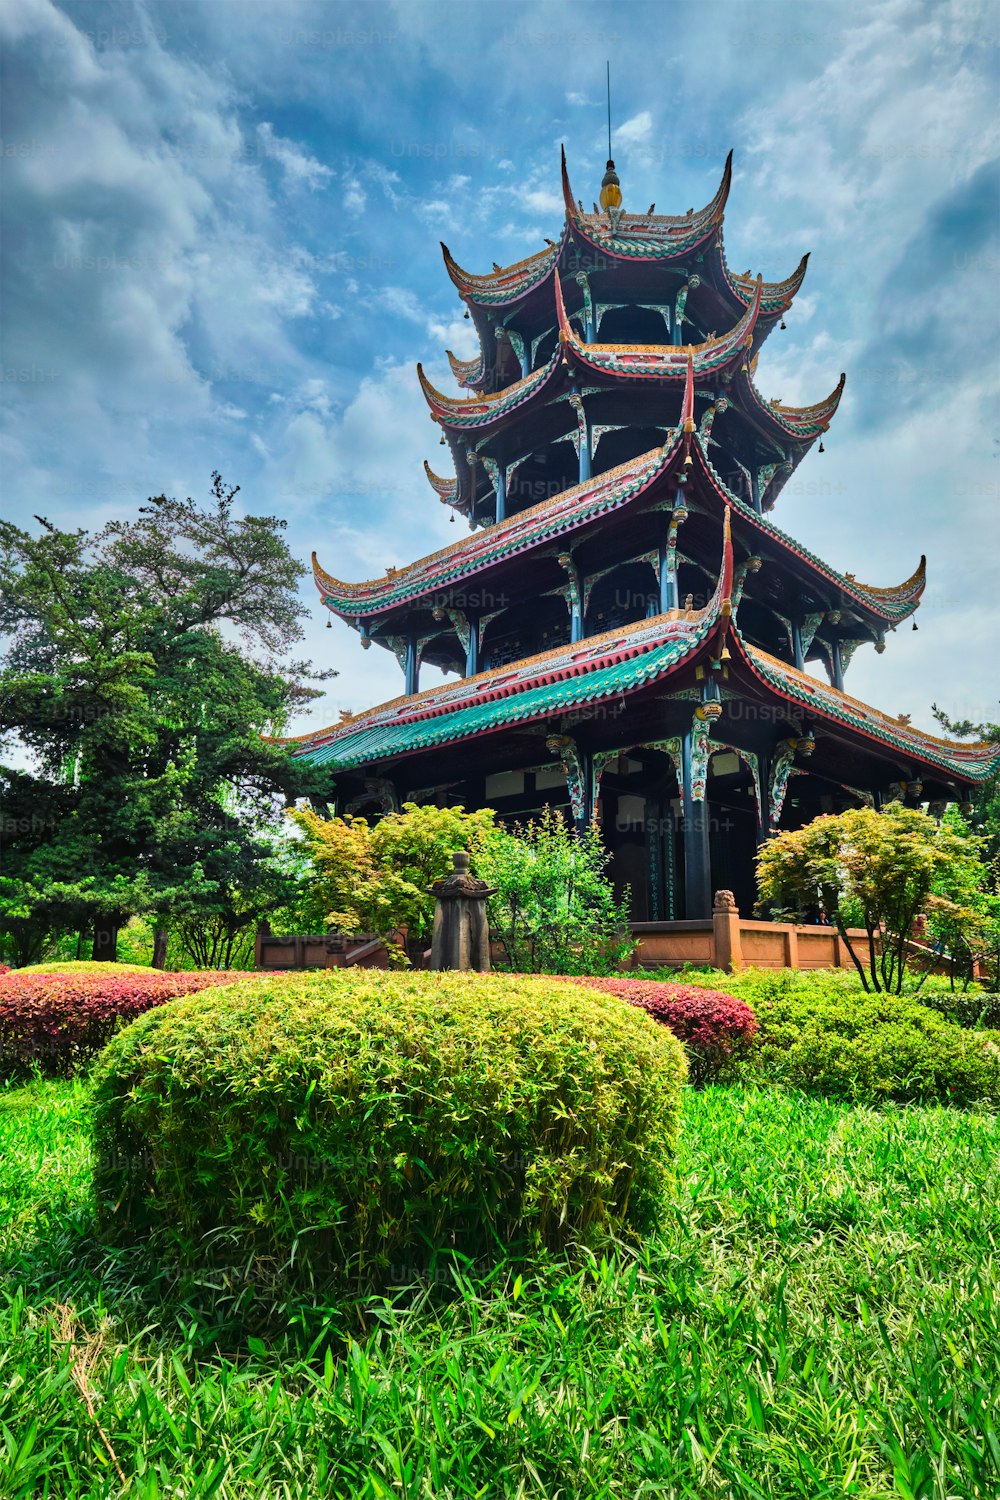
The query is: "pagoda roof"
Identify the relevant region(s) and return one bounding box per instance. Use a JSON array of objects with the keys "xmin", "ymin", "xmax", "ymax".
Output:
[
  {"xmin": 688, "ymin": 435, "xmax": 926, "ymax": 625},
  {"xmin": 446, "ymin": 349, "xmax": 486, "ymax": 390},
  {"xmin": 560, "ymin": 146, "xmax": 731, "ymax": 259},
  {"xmin": 293, "ymin": 514, "xmax": 734, "ymax": 769},
  {"xmin": 441, "ymin": 229, "xmax": 568, "ymax": 309},
  {"xmin": 724, "ymin": 250, "xmax": 810, "ymax": 317},
  {"xmin": 733, "ymin": 366, "xmax": 846, "ymax": 444},
  {"xmin": 292, "ymin": 513, "xmax": 997, "ymax": 788},
  {"xmin": 732, "ymin": 636, "xmax": 1000, "ymax": 784},
  {"xmin": 439, "ymin": 149, "xmax": 806, "ymax": 330},
  {"xmin": 416, "ymin": 273, "xmax": 762, "ymax": 440},
  {"xmin": 314, "ymin": 437, "xmax": 681, "ymax": 619},
  {"xmin": 418, "ymin": 345, "xmax": 564, "ymax": 429},
  {"xmin": 553, "ymin": 266, "xmax": 762, "ymax": 381},
  {"xmin": 315, "ymin": 412, "xmax": 922, "ymax": 632},
  {"xmin": 422, "ymin": 460, "xmax": 458, "ymax": 504}
]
